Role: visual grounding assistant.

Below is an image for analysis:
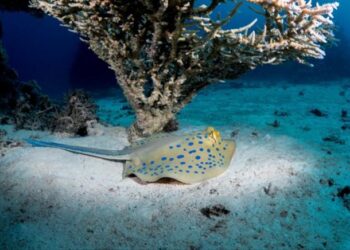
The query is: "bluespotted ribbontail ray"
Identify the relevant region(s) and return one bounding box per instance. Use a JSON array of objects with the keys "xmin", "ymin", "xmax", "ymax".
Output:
[{"xmin": 25, "ymin": 127, "xmax": 236, "ymax": 184}]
